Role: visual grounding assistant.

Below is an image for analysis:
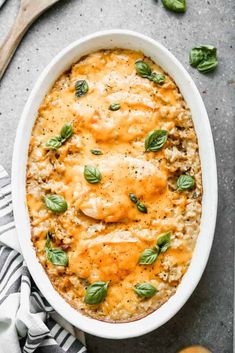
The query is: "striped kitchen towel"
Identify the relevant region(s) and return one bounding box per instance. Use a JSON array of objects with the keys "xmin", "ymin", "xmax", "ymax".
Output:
[
  {"xmin": 0, "ymin": 0, "xmax": 7, "ymax": 9},
  {"xmin": 0, "ymin": 165, "xmax": 87, "ymax": 353}
]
